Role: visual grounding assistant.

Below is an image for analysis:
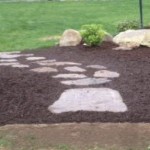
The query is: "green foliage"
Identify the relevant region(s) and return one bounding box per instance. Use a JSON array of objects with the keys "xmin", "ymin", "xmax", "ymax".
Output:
[
  {"xmin": 80, "ymin": 24, "xmax": 106, "ymax": 46},
  {"xmin": 0, "ymin": 0, "xmax": 150, "ymax": 51},
  {"xmin": 117, "ymin": 20, "xmax": 139, "ymax": 32}
]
